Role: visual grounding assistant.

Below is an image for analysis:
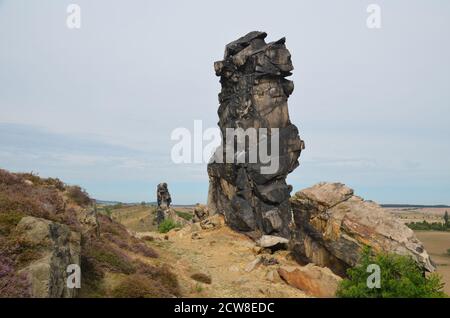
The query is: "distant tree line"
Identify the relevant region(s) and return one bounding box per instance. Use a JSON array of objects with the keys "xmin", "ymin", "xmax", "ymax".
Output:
[{"xmin": 407, "ymin": 211, "xmax": 450, "ymax": 231}]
